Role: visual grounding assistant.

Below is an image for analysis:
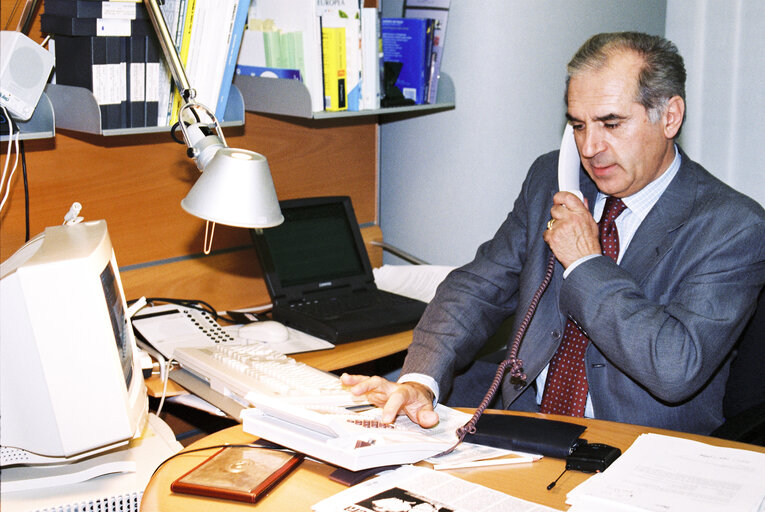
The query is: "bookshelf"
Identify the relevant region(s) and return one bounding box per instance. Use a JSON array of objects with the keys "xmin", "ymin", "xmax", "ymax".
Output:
[
  {"xmin": 44, "ymin": 84, "xmax": 245, "ymax": 136},
  {"xmin": 0, "ymin": 2, "xmax": 451, "ymax": 310},
  {"xmin": 234, "ymin": 73, "xmax": 455, "ymax": 120},
  {"xmin": 0, "ymin": 93, "xmax": 55, "ymax": 142}
]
